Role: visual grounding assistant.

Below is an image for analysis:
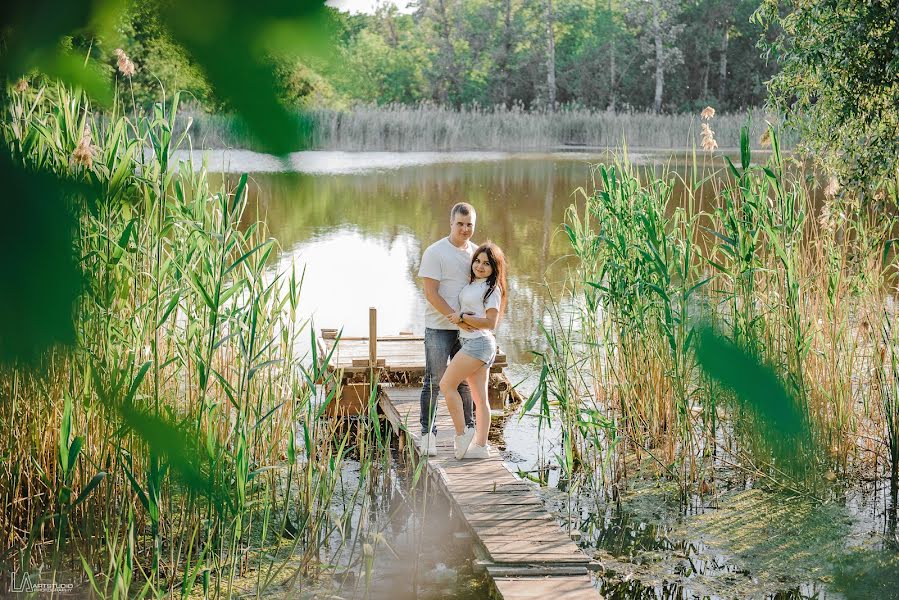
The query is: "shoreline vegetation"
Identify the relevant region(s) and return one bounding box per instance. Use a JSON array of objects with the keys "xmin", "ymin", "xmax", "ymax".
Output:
[
  {"xmin": 1, "ymin": 84, "xmax": 401, "ymax": 599},
  {"xmin": 178, "ymin": 104, "xmax": 794, "ymax": 153},
  {"xmin": 533, "ymin": 124, "xmax": 899, "ymax": 505},
  {"xmin": 2, "ymin": 0, "xmax": 897, "ymax": 595}
]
